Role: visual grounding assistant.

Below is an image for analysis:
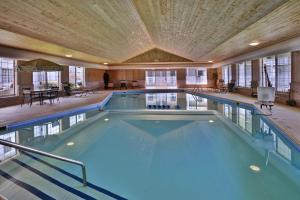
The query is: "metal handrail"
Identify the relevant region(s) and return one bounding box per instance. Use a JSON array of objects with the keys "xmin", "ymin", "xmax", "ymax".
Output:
[{"xmin": 0, "ymin": 139, "xmax": 87, "ymax": 186}]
